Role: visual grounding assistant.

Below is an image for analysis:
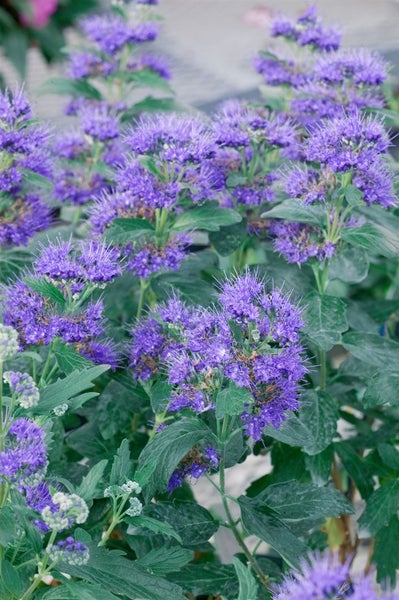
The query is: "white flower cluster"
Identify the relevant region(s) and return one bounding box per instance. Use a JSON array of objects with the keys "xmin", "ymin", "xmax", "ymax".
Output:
[
  {"xmin": 53, "ymin": 403, "xmax": 69, "ymax": 416},
  {"xmin": 41, "ymin": 492, "xmax": 89, "ymax": 531},
  {"xmin": 0, "ymin": 325, "xmax": 19, "ymax": 361},
  {"xmin": 3, "ymin": 371, "xmax": 39, "ymax": 409},
  {"xmin": 104, "ymin": 480, "xmax": 142, "ymax": 498},
  {"xmin": 126, "ymin": 497, "xmax": 143, "ymax": 517}
]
